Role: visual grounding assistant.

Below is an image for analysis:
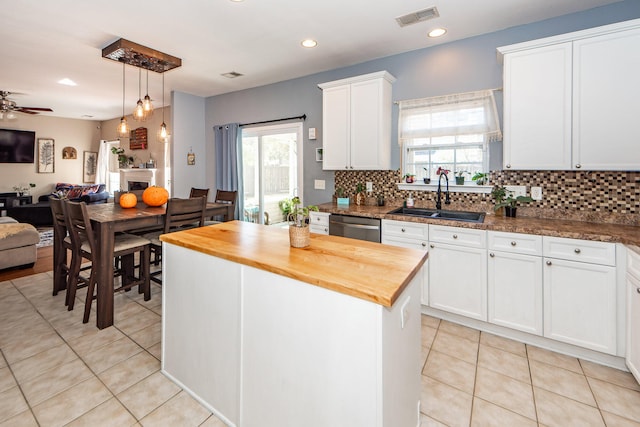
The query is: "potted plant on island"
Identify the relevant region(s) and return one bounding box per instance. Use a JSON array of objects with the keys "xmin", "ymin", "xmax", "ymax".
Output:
[
  {"xmin": 287, "ymin": 196, "xmax": 319, "ymax": 248},
  {"xmin": 472, "ymin": 172, "xmax": 488, "ymax": 186},
  {"xmin": 454, "ymin": 171, "xmax": 467, "ymax": 185}
]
